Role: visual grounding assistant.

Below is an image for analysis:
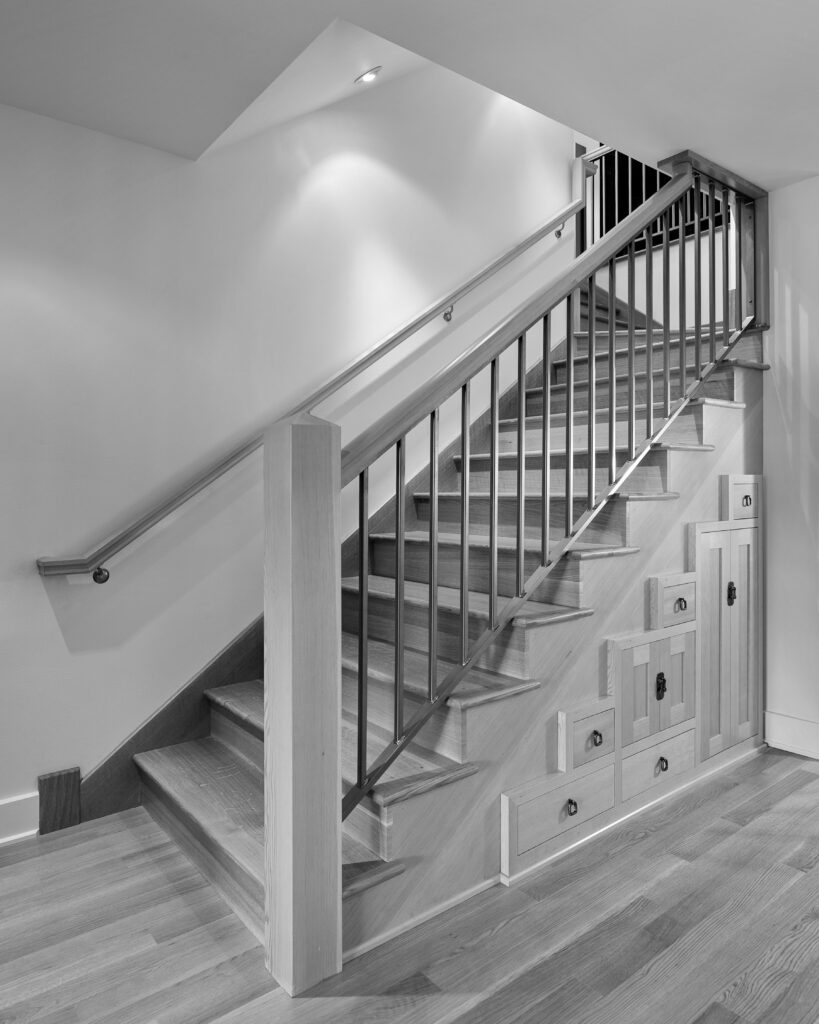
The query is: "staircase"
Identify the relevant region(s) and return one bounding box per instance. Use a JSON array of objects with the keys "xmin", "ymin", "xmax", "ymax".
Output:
[
  {"xmin": 131, "ymin": 285, "xmax": 767, "ymax": 965},
  {"xmin": 25, "ymin": 149, "xmax": 764, "ymax": 994}
]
